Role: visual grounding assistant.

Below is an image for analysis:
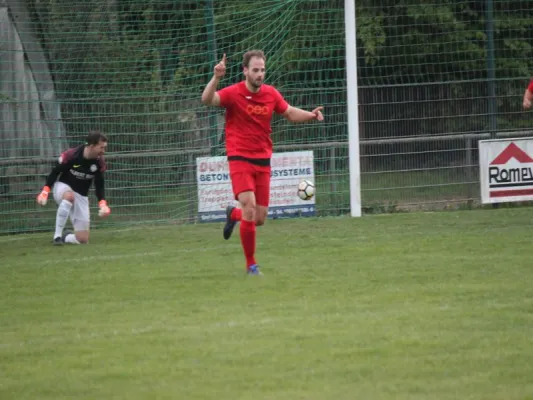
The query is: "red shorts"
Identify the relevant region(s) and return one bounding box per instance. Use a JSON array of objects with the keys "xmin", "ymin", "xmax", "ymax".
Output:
[{"xmin": 228, "ymin": 160, "xmax": 271, "ymax": 207}]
